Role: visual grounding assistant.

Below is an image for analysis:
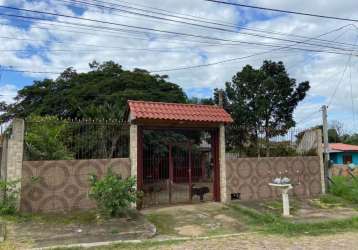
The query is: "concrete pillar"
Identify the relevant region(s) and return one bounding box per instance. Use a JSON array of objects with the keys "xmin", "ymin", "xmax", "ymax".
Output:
[
  {"xmin": 129, "ymin": 124, "xmax": 138, "ymax": 182},
  {"xmin": 316, "ymin": 129, "xmax": 326, "ymax": 194},
  {"xmin": 219, "ymin": 124, "xmax": 228, "ymax": 202},
  {"xmin": 0, "ymin": 136, "xmax": 8, "ymax": 180},
  {"xmin": 4, "ymin": 118, "xmax": 25, "ymax": 209}
]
